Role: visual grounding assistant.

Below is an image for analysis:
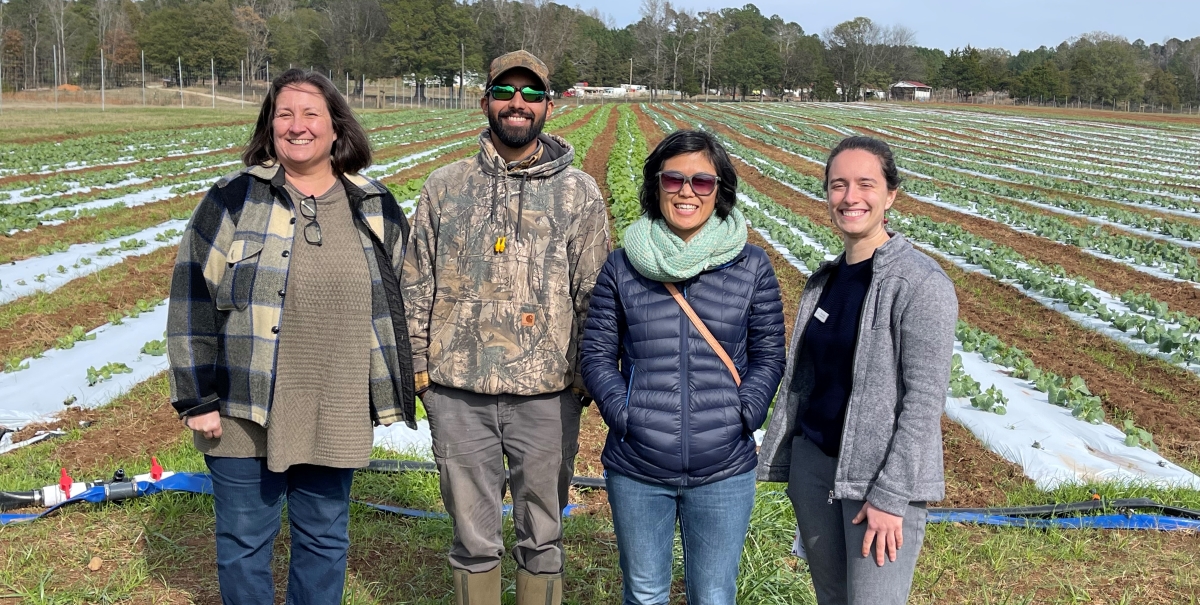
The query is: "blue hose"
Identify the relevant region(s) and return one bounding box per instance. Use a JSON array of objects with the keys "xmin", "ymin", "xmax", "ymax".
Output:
[{"xmin": 0, "ymin": 472, "xmax": 580, "ymax": 524}]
